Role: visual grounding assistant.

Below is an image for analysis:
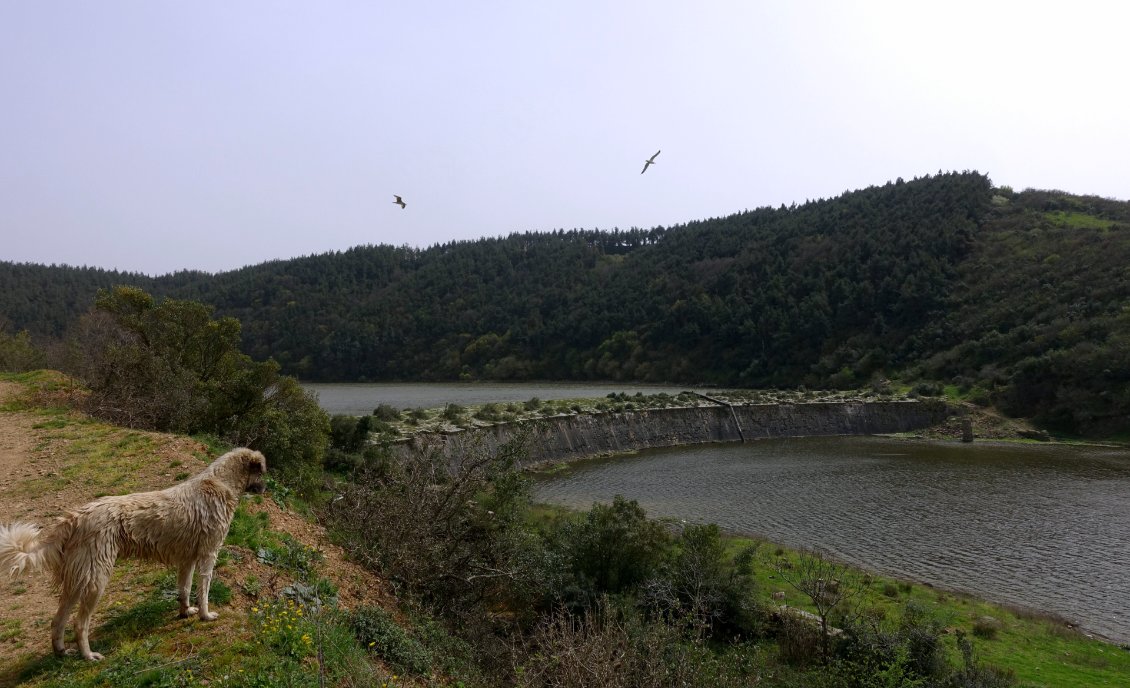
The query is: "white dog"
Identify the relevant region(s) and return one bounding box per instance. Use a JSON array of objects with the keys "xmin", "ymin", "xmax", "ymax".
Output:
[{"xmin": 0, "ymin": 447, "xmax": 267, "ymax": 660}]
